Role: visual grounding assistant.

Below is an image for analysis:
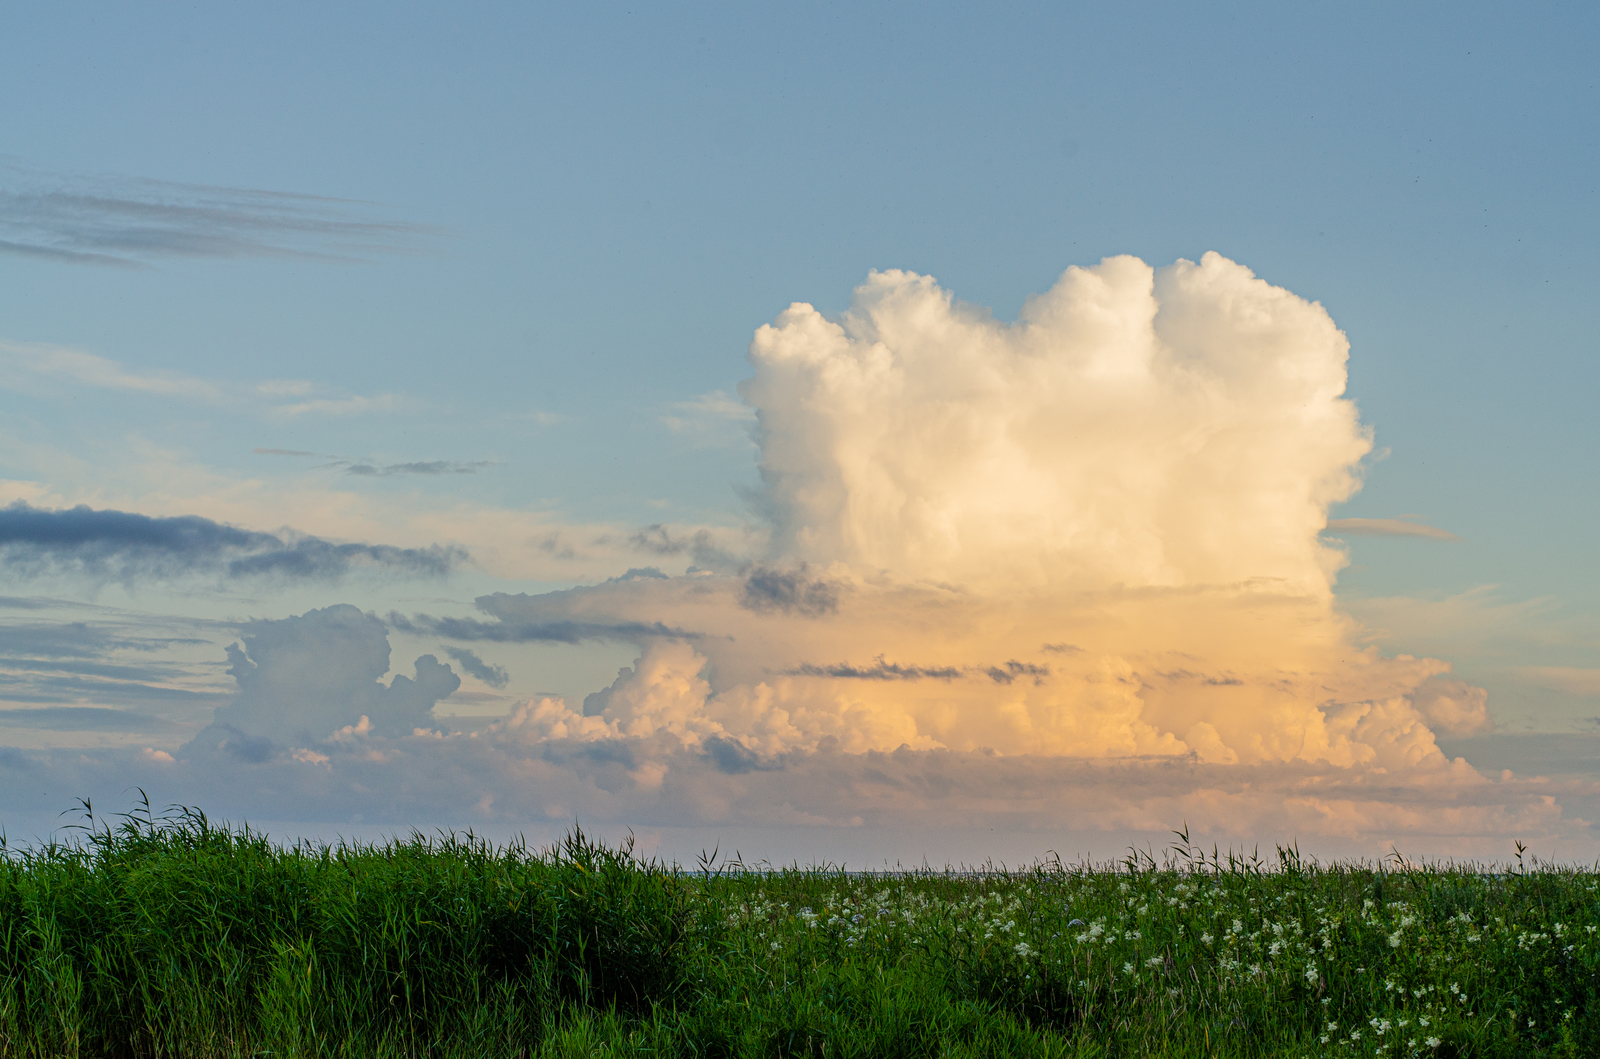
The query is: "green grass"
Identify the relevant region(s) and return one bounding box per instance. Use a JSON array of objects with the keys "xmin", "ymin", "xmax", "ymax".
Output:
[{"xmin": 1, "ymin": 803, "xmax": 1597, "ymax": 1057}]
